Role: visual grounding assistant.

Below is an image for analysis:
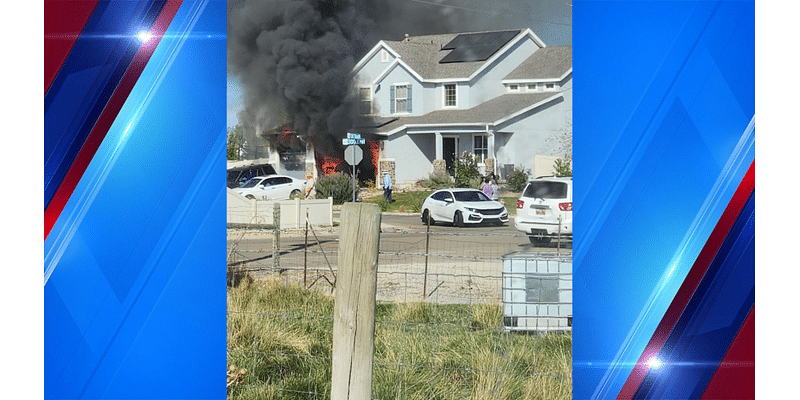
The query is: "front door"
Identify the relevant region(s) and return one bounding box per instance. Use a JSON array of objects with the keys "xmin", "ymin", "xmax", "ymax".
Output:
[{"xmin": 443, "ymin": 137, "xmax": 458, "ymax": 175}]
